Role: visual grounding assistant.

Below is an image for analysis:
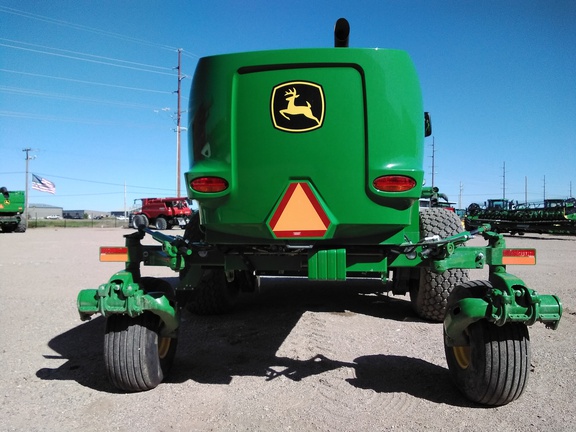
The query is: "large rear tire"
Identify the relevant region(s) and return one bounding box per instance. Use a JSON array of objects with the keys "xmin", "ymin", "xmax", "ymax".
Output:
[
  {"xmin": 187, "ymin": 269, "xmax": 240, "ymax": 315},
  {"xmin": 155, "ymin": 217, "xmax": 168, "ymax": 230},
  {"xmin": 410, "ymin": 208, "xmax": 469, "ymax": 321},
  {"xmin": 132, "ymin": 214, "xmax": 149, "ymax": 230},
  {"xmin": 444, "ymin": 281, "xmax": 531, "ymax": 406}
]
